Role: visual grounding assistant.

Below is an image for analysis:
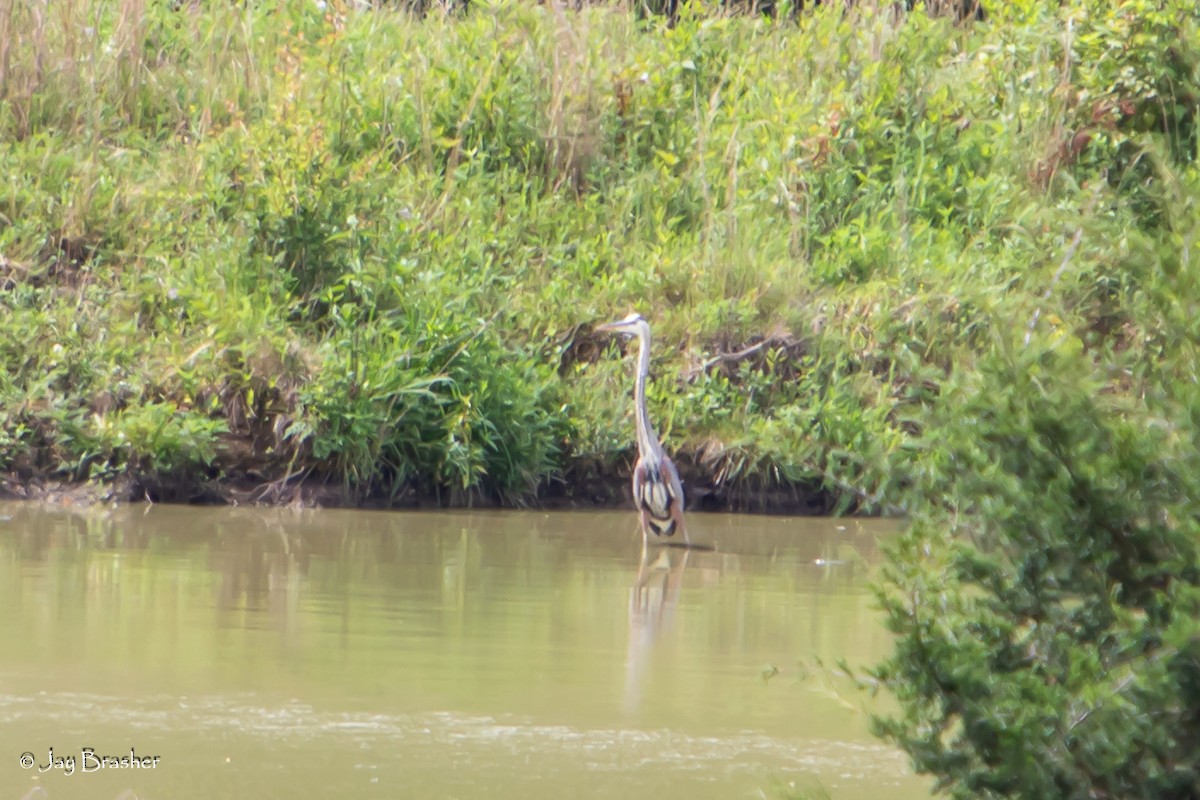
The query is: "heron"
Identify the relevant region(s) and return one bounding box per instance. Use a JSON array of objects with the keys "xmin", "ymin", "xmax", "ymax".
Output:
[{"xmin": 595, "ymin": 312, "xmax": 691, "ymax": 548}]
